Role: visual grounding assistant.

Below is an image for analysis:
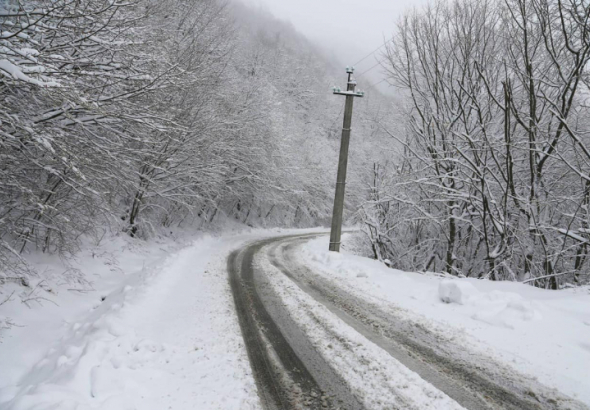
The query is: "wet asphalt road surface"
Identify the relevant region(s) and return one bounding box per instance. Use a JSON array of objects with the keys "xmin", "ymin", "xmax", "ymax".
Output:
[{"xmin": 228, "ymin": 233, "xmax": 588, "ymax": 410}]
